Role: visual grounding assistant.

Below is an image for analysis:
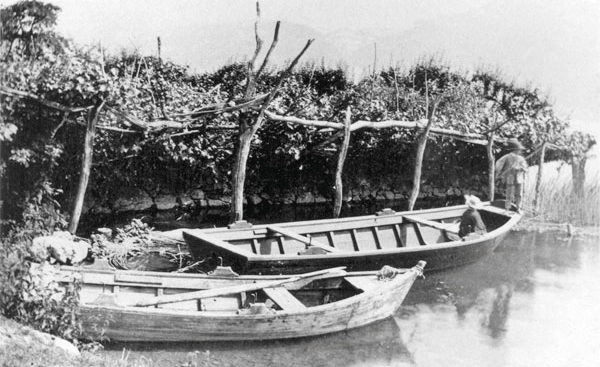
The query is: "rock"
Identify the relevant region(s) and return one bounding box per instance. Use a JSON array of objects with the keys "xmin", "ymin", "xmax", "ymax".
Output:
[
  {"xmin": 112, "ymin": 188, "xmax": 153, "ymax": 212},
  {"xmin": 32, "ymin": 232, "xmax": 89, "ymax": 265},
  {"xmin": 48, "ymin": 238, "xmax": 90, "ymax": 265},
  {"xmin": 0, "ymin": 315, "xmax": 80, "ymax": 361},
  {"xmin": 249, "ymin": 194, "xmax": 263, "ymax": 205},
  {"xmin": 178, "ymin": 194, "xmax": 194, "ymax": 207},
  {"xmin": 433, "ymin": 188, "xmax": 445, "ymax": 197},
  {"xmin": 53, "ymin": 231, "xmax": 73, "ymax": 240},
  {"xmin": 190, "ymin": 189, "xmax": 205, "ymax": 200},
  {"xmin": 207, "ymin": 198, "xmax": 226, "ymax": 207},
  {"xmin": 384, "ymin": 191, "xmax": 395, "ymax": 200},
  {"xmin": 315, "ymin": 195, "xmax": 328, "ymax": 203},
  {"xmin": 155, "ymin": 194, "xmax": 178, "ymax": 210}
]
